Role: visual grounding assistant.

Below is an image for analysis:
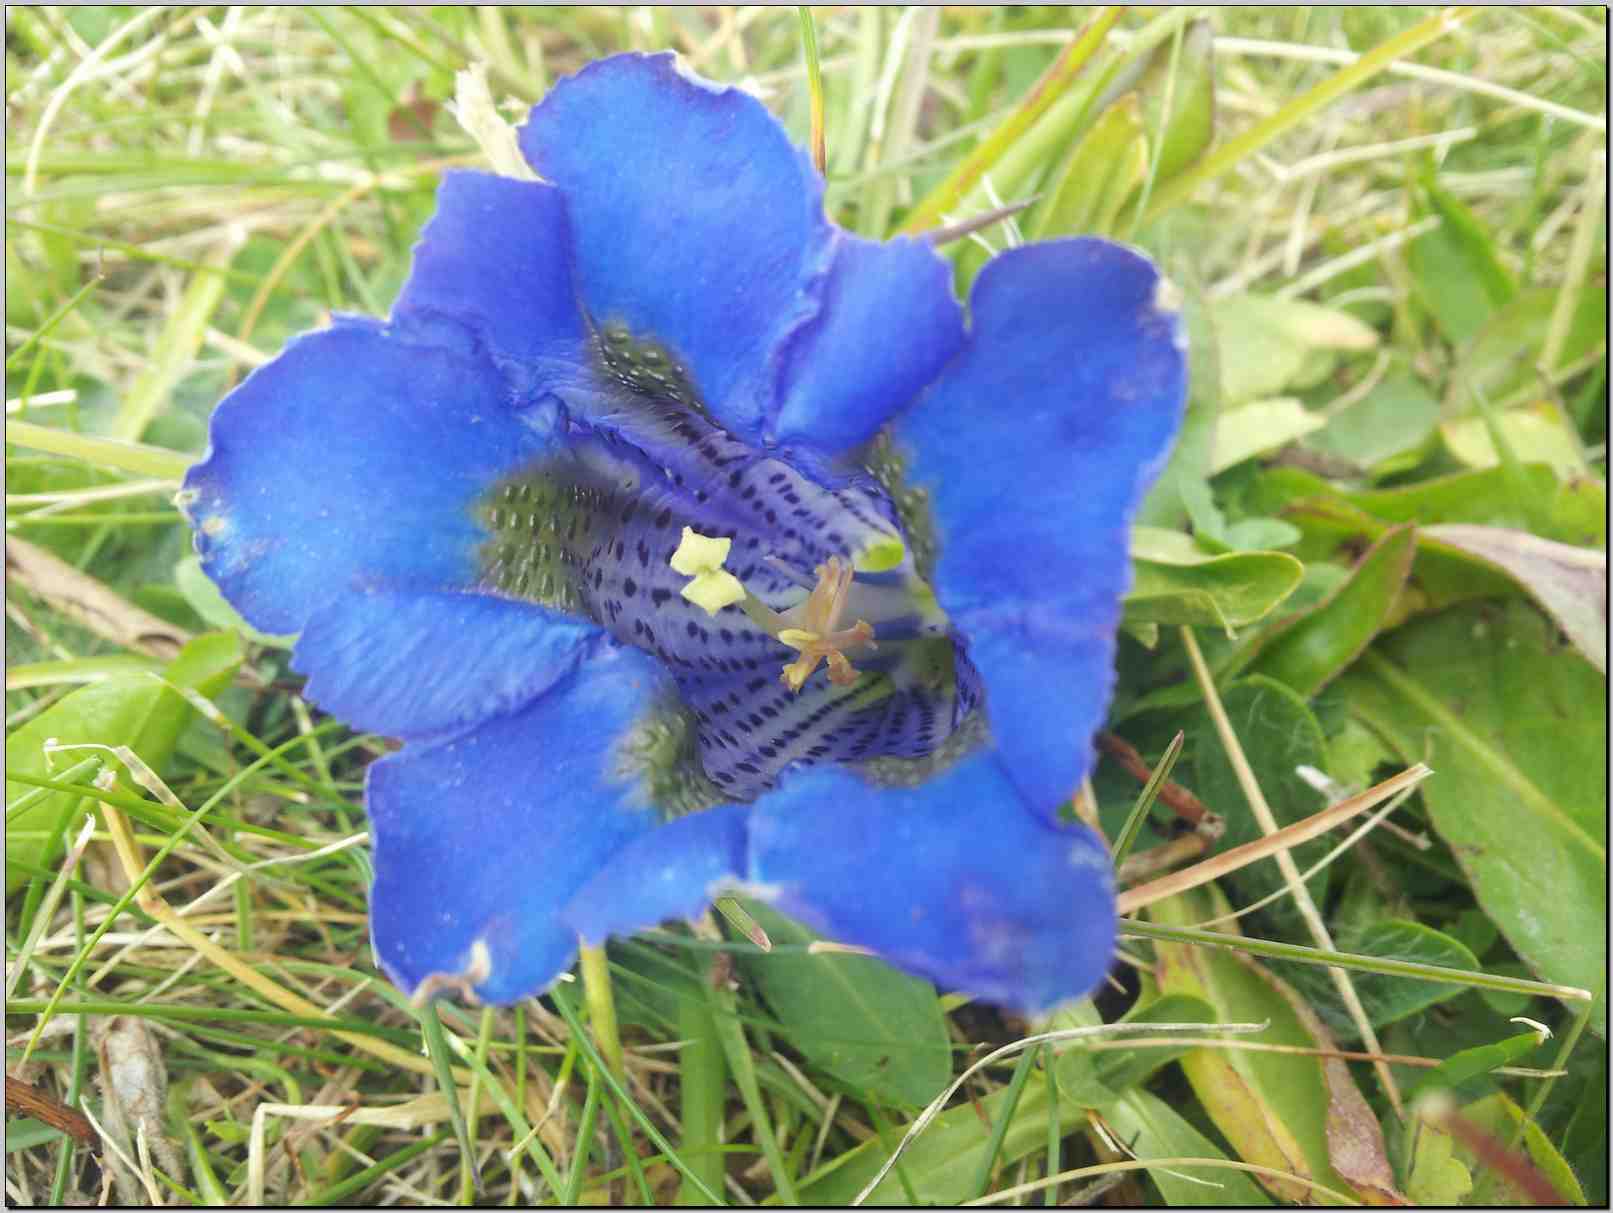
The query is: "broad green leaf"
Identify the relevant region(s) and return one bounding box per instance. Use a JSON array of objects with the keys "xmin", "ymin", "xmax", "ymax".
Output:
[
  {"xmin": 1441, "ymin": 401, "xmax": 1588, "ymax": 480},
  {"xmin": 6, "ymin": 631, "xmax": 242, "ymax": 894},
  {"xmin": 733, "ymin": 901, "xmax": 950, "ymax": 1107},
  {"xmin": 1341, "ymin": 920, "xmax": 1479, "ymax": 1030},
  {"xmin": 1192, "ymin": 676, "xmax": 1333, "ymax": 927},
  {"xmin": 1339, "ymin": 601, "xmax": 1606, "ymax": 1036},
  {"xmin": 1343, "ymin": 464, "xmax": 1600, "ymax": 542},
  {"xmin": 1047, "ymin": 998, "xmax": 1118, "ymax": 1110},
  {"xmin": 794, "ymin": 1066, "xmax": 1070, "ymax": 1205},
  {"xmin": 1407, "ymin": 171, "xmax": 1515, "ymax": 345},
  {"xmin": 1149, "ymin": 884, "xmax": 1401, "ymax": 1203},
  {"xmin": 1211, "ymin": 398, "xmax": 1326, "ymax": 474},
  {"xmin": 1125, "ymin": 528, "xmax": 1303, "ymax": 631},
  {"xmin": 1423, "ymin": 525, "xmax": 1606, "ymax": 673},
  {"xmin": 1209, "ymin": 294, "xmax": 1378, "ymax": 408},
  {"xmin": 1274, "ymin": 920, "xmax": 1479, "ymax": 1038},
  {"xmin": 1220, "ymin": 516, "xmax": 1303, "ymax": 553},
  {"xmin": 1102, "ymin": 1089, "xmax": 1273, "ymax": 1206},
  {"xmin": 1406, "ymin": 1116, "xmax": 1474, "ymax": 1205},
  {"xmin": 1307, "ymin": 370, "xmax": 1440, "ymax": 476},
  {"xmin": 1244, "ymin": 525, "xmax": 1416, "ymax": 697},
  {"xmin": 1258, "ymin": 466, "xmax": 1601, "ymax": 620},
  {"xmin": 1542, "ymin": 472, "xmax": 1608, "ymax": 550},
  {"xmin": 1460, "ymin": 1092, "xmax": 1588, "ymax": 1206},
  {"xmin": 1420, "ymin": 173, "xmax": 1517, "ymax": 307},
  {"xmin": 1455, "ymin": 286, "xmax": 1606, "ymax": 410}
]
